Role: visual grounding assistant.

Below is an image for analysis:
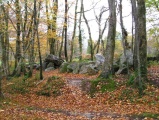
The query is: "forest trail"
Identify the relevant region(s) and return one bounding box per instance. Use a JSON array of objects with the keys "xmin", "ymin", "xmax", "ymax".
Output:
[{"xmin": 0, "ymin": 69, "xmax": 159, "ymax": 119}]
